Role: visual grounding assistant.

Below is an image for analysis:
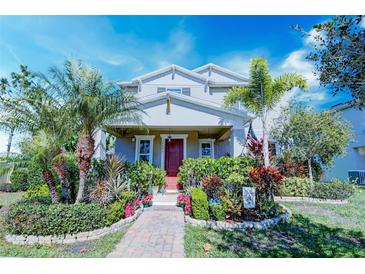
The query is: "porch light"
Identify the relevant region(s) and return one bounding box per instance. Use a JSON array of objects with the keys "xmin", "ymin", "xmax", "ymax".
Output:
[{"xmin": 132, "ymin": 137, "xmax": 136, "ymax": 142}]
